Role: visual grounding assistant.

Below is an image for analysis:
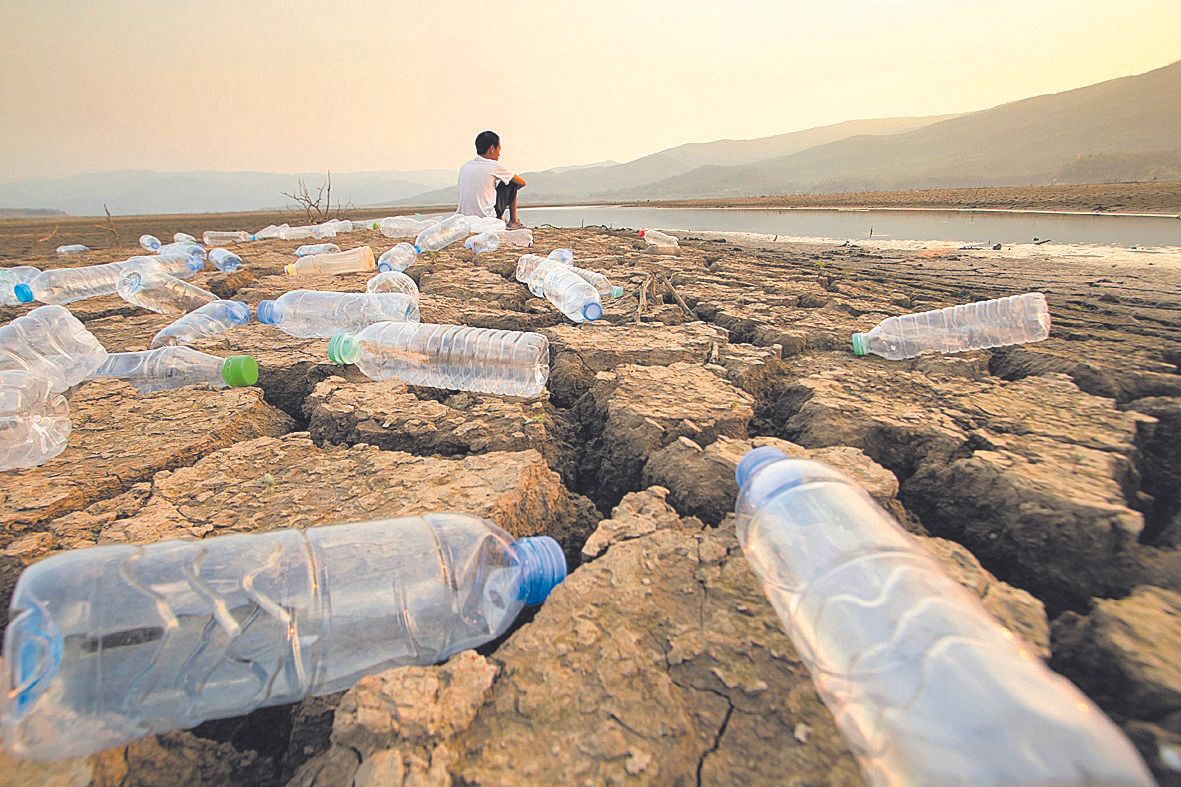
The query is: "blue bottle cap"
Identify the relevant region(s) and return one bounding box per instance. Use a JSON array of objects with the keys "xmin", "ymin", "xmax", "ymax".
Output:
[
  {"xmin": 582, "ymin": 302, "xmax": 603, "ymax": 321},
  {"xmin": 412, "ymin": 244, "xmax": 422, "ymax": 254},
  {"xmin": 227, "ymin": 301, "xmax": 252, "ymax": 325},
  {"xmin": 735, "ymin": 446, "xmax": 790, "ymax": 488},
  {"xmin": 14, "ymin": 283, "xmax": 33, "ymax": 303},
  {"xmin": 256, "ymin": 299, "xmax": 278, "ymax": 325},
  {"xmin": 512, "ymin": 536, "xmax": 567, "ymax": 605}
]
